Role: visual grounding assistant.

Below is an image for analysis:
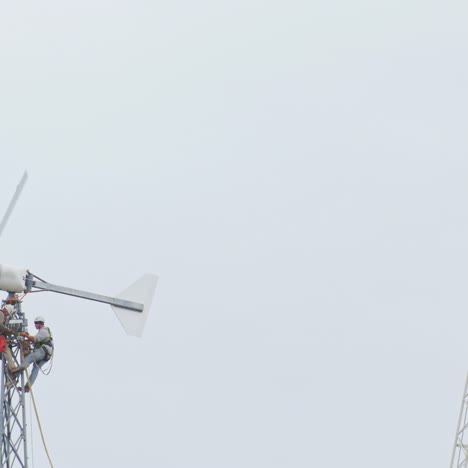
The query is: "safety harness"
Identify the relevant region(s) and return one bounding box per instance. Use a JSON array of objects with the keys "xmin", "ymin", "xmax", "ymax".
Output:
[{"xmin": 35, "ymin": 327, "xmax": 54, "ymax": 361}]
